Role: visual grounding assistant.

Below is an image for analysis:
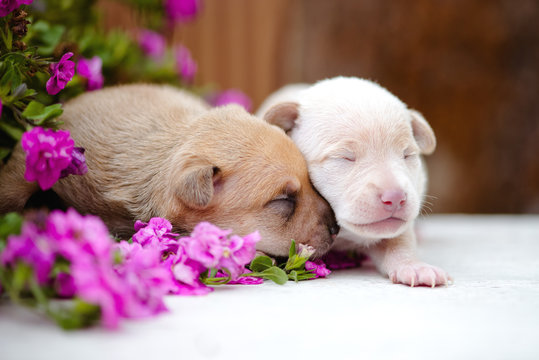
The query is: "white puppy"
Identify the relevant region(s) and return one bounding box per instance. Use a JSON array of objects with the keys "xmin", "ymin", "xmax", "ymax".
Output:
[{"xmin": 257, "ymin": 76, "xmax": 450, "ymax": 287}]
